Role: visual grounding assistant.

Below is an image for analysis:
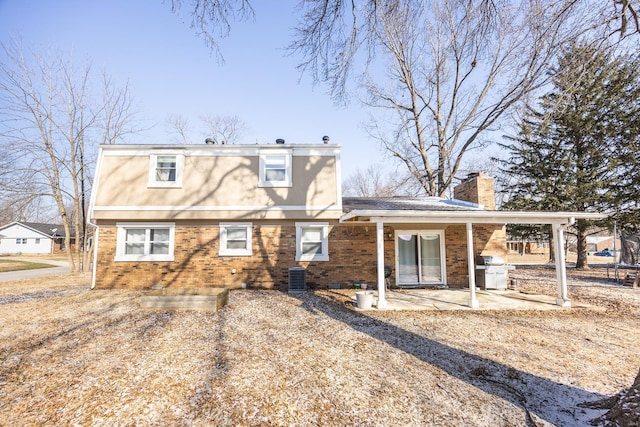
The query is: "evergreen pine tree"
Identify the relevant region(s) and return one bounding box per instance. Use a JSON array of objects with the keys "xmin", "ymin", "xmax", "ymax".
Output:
[{"xmin": 500, "ymin": 44, "xmax": 640, "ymax": 268}]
